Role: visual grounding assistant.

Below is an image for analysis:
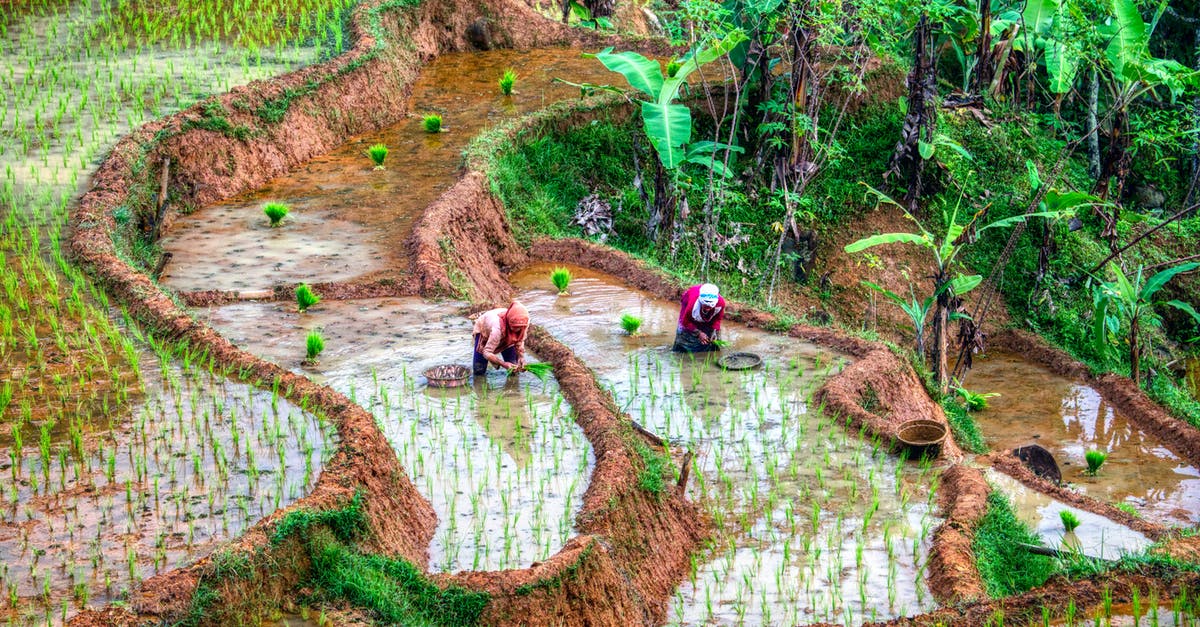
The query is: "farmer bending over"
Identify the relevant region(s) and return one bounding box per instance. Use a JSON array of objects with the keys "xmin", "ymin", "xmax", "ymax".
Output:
[
  {"xmin": 473, "ymin": 301, "xmax": 530, "ymax": 375},
  {"xmin": 673, "ymin": 283, "xmax": 726, "ymax": 353}
]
